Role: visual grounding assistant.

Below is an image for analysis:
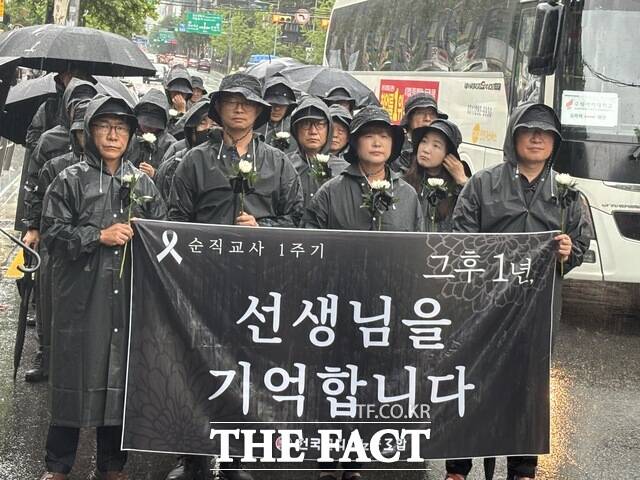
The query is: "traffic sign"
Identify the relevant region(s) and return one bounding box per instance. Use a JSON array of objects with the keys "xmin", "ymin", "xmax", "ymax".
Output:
[
  {"xmin": 156, "ymin": 30, "xmax": 176, "ymax": 44},
  {"xmin": 186, "ymin": 12, "xmax": 223, "ymax": 36}
]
